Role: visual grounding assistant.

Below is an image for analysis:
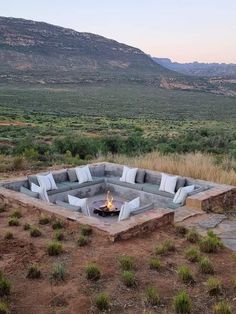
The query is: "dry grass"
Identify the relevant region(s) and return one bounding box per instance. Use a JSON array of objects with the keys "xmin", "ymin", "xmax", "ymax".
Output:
[{"xmin": 95, "ymin": 152, "xmax": 236, "ymax": 185}]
